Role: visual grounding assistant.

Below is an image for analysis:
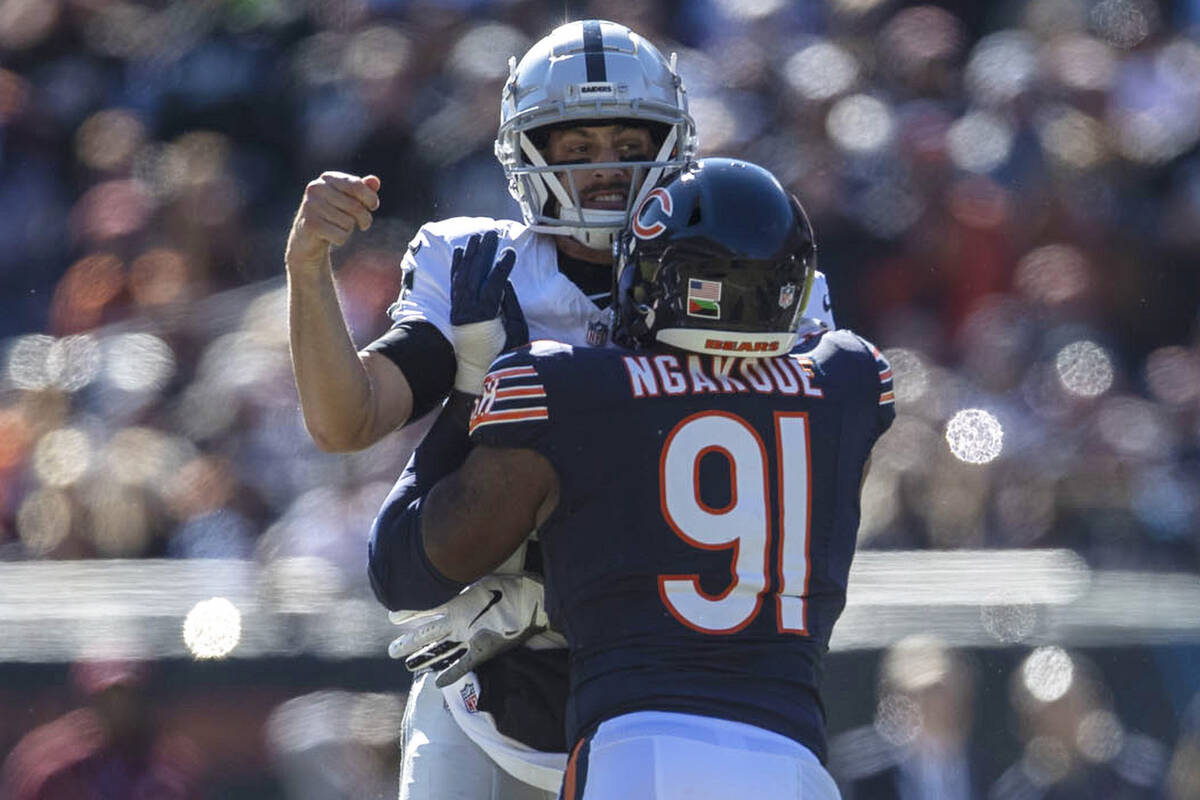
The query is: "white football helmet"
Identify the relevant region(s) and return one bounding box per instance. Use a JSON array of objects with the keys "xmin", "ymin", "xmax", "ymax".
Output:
[{"xmin": 495, "ymin": 19, "xmax": 698, "ymax": 251}]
